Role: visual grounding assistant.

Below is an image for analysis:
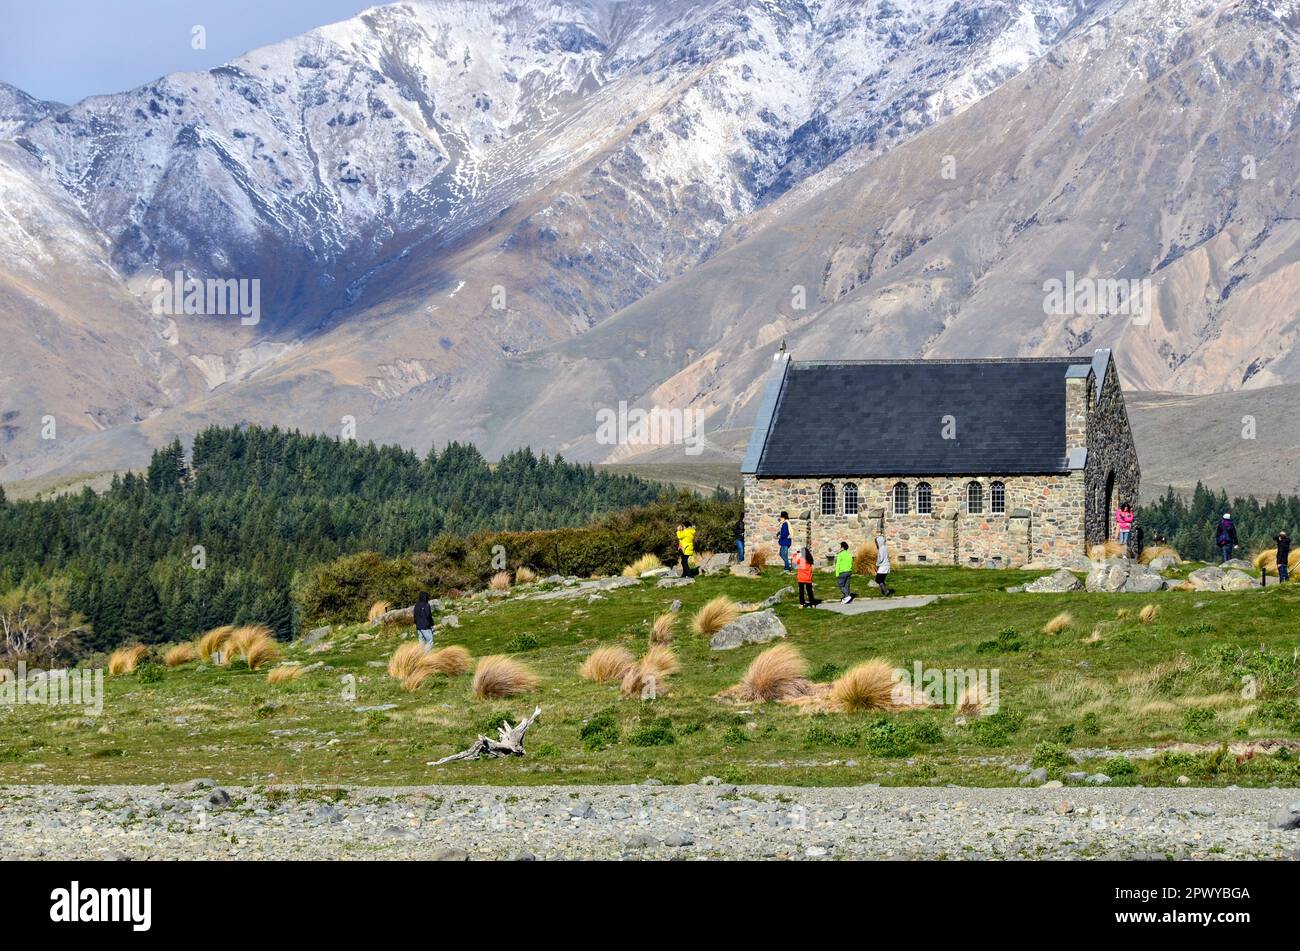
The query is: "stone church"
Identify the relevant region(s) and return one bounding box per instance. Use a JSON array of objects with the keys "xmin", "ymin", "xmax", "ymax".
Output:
[{"xmin": 740, "ymin": 348, "xmax": 1139, "ymax": 568}]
